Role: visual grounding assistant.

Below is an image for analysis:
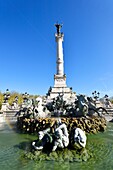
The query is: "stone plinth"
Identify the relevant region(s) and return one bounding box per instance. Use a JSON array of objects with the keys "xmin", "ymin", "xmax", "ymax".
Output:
[
  {"xmin": 1, "ymin": 103, "xmax": 9, "ymax": 112},
  {"xmin": 48, "ymin": 87, "xmax": 74, "ymax": 99},
  {"xmin": 54, "ymin": 74, "xmax": 66, "ymax": 87}
]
